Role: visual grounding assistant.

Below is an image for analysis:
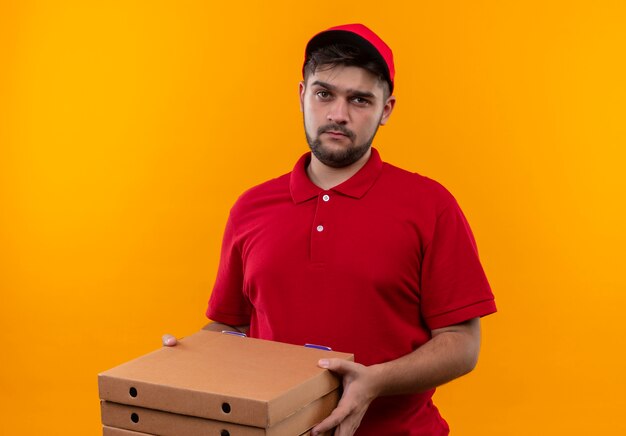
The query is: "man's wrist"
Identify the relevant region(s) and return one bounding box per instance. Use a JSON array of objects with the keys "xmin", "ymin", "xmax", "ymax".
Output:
[{"xmin": 367, "ymin": 362, "xmax": 390, "ymax": 399}]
